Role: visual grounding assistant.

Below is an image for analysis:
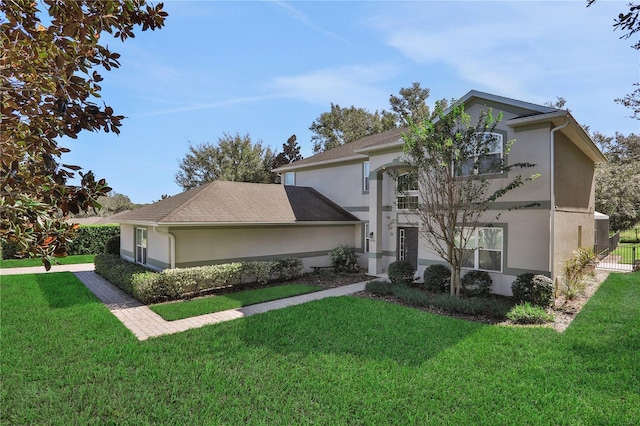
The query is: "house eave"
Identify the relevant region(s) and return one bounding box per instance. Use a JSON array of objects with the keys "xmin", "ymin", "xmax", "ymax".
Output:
[
  {"xmin": 354, "ymin": 138, "xmax": 404, "ymax": 154},
  {"xmin": 272, "ymin": 154, "xmax": 368, "ymax": 173},
  {"xmin": 118, "ymin": 220, "xmax": 360, "ymax": 227}
]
